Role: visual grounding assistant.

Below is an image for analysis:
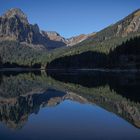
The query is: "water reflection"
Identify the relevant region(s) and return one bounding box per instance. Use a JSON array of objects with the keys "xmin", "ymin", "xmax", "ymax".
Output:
[
  {"xmin": 47, "ymin": 70, "xmax": 140, "ymax": 102},
  {"xmin": 47, "ymin": 70, "xmax": 140, "ymax": 127},
  {"xmin": 0, "ymin": 70, "xmax": 139, "ymax": 139}
]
